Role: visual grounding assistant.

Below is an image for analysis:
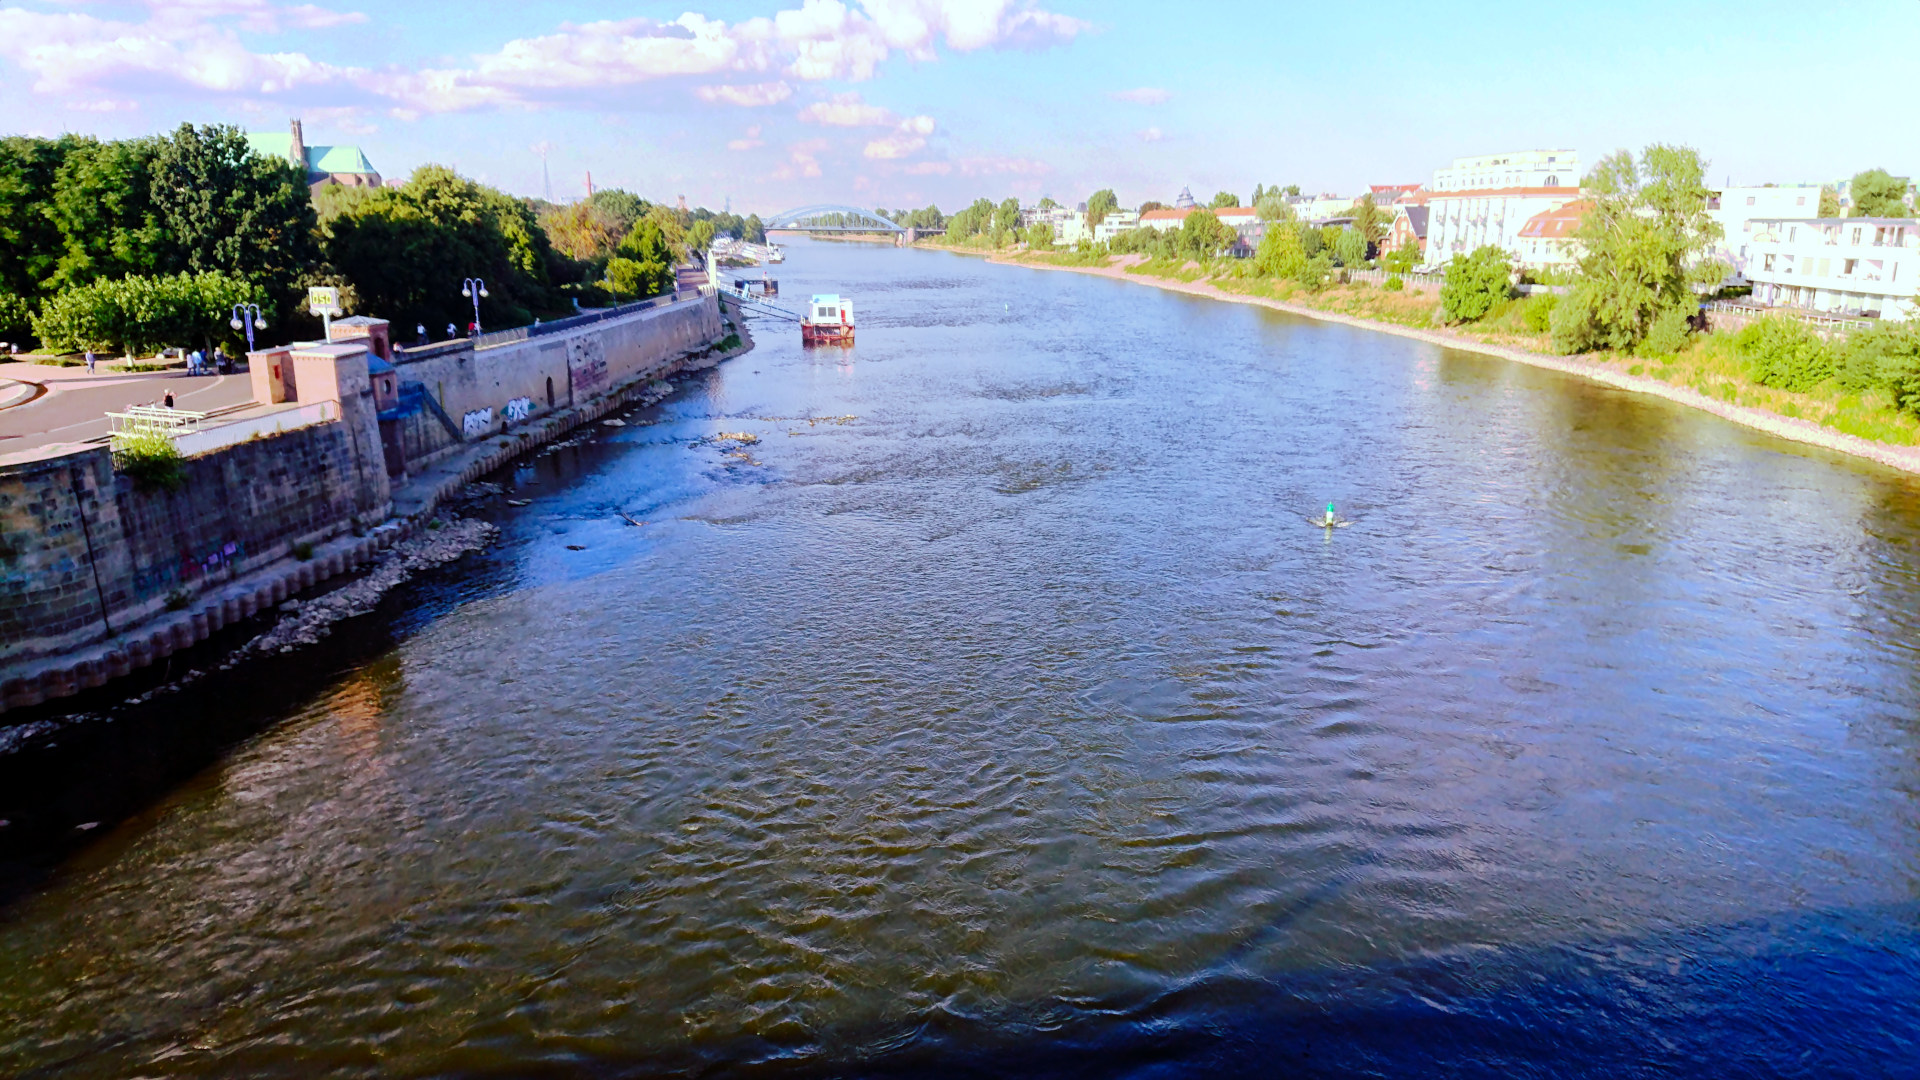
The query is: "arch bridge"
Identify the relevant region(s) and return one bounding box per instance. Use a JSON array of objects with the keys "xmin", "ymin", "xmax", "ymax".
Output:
[{"xmin": 764, "ymin": 204, "xmax": 903, "ymax": 234}]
